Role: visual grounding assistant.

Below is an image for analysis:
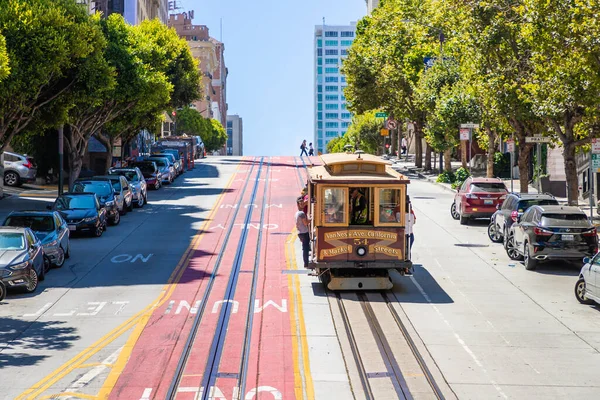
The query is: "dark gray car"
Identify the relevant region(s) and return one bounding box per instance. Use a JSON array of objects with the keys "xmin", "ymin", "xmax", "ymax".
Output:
[{"xmin": 0, "ymin": 227, "xmax": 46, "ymax": 293}]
